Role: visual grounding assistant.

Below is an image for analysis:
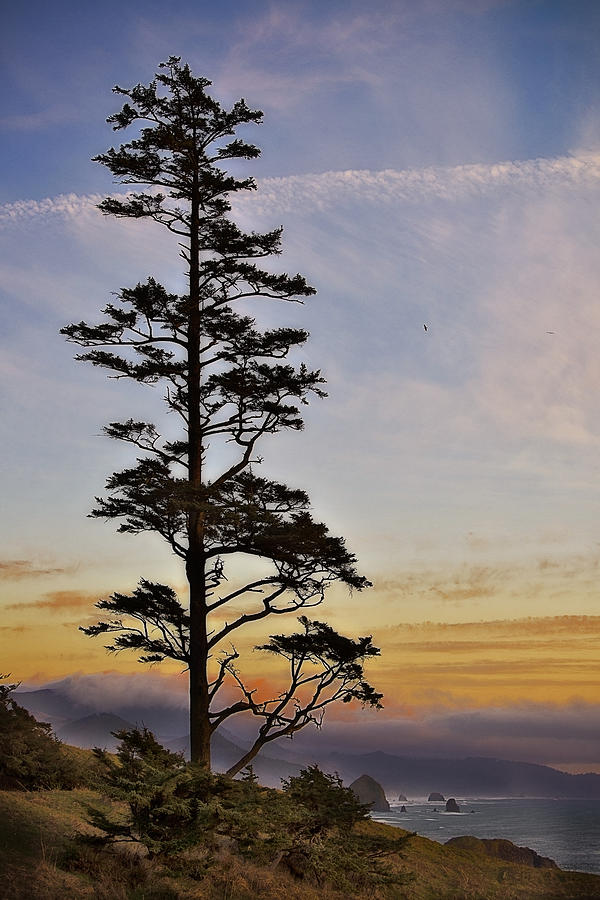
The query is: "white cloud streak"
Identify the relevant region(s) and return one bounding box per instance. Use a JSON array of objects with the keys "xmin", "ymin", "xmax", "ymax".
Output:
[
  {"xmin": 3, "ymin": 153, "xmax": 600, "ymax": 226},
  {"xmin": 0, "ymin": 192, "xmax": 106, "ymax": 226},
  {"xmin": 239, "ymin": 154, "xmax": 600, "ymax": 215}
]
